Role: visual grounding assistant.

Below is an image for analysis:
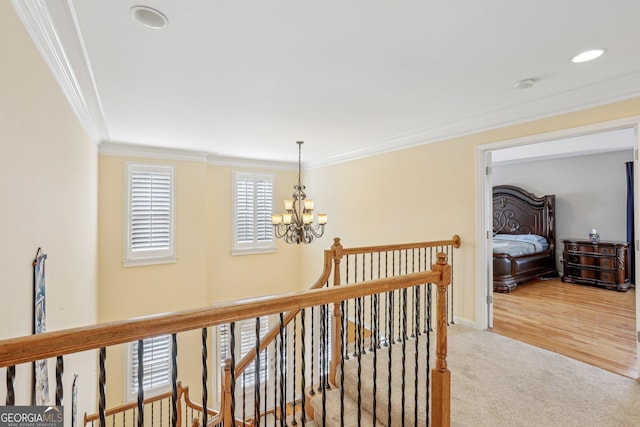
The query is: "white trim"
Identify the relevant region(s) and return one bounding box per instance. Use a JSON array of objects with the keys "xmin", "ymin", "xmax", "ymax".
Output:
[
  {"xmin": 99, "ymin": 142, "xmax": 297, "ymax": 170},
  {"xmin": 208, "ymin": 155, "xmax": 296, "ymax": 171},
  {"xmin": 475, "ymin": 117, "xmax": 640, "ymax": 330},
  {"xmin": 11, "ymin": 0, "xmax": 108, "ymax": 143},
  {"xmin": 452, "ymin": 316, "xmax": 478, "ymax": 330},
  {"xmin": 101, "ymin": 142, "xmax": 210, "ymax": 163}
]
